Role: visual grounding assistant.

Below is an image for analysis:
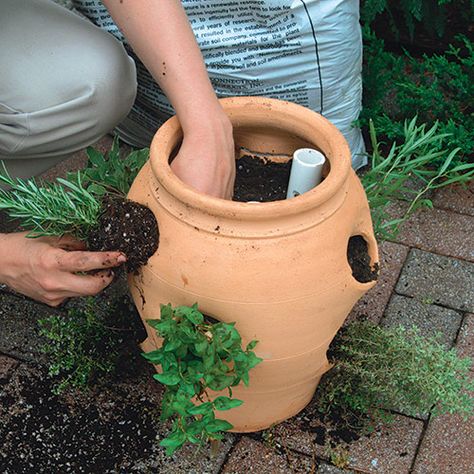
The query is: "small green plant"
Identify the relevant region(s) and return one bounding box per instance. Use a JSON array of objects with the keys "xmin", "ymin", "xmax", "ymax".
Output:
[
  {"xmin": 362, "ymin": 32, "xmax": 474, "ymax": 164},
  {"xmin": 69, "ymin": 137, "xmax": 149, "ymax": 197},
  {"xmin": 38, "ymin": 297, "xmax": 127, "ymax": 393},
  {"xmin": 143, "ymin": 304, "xmax": 262, "ymax": 455},
  {"xmin": 362, "ymin": 117, "xmax": 474, "ymax": 240},
  {"xmin": 325, "ymin": 445, "xmax": 350, "ymax": 469},
  {"xmin": 317, "ymin": 321, "xmax": 474, "ymax": 422},
  {"xmin": 0, "ymin": 167, "xmax": 100, "ymax": 239}
]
